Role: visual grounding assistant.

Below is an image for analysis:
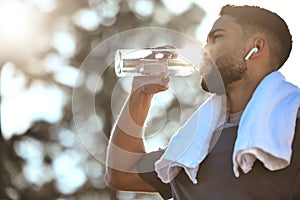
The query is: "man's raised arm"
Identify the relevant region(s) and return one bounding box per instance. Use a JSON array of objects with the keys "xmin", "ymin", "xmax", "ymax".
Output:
[{"xmin": 105, "ymin": 74, "xmax": 169, "ymax": 192}]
